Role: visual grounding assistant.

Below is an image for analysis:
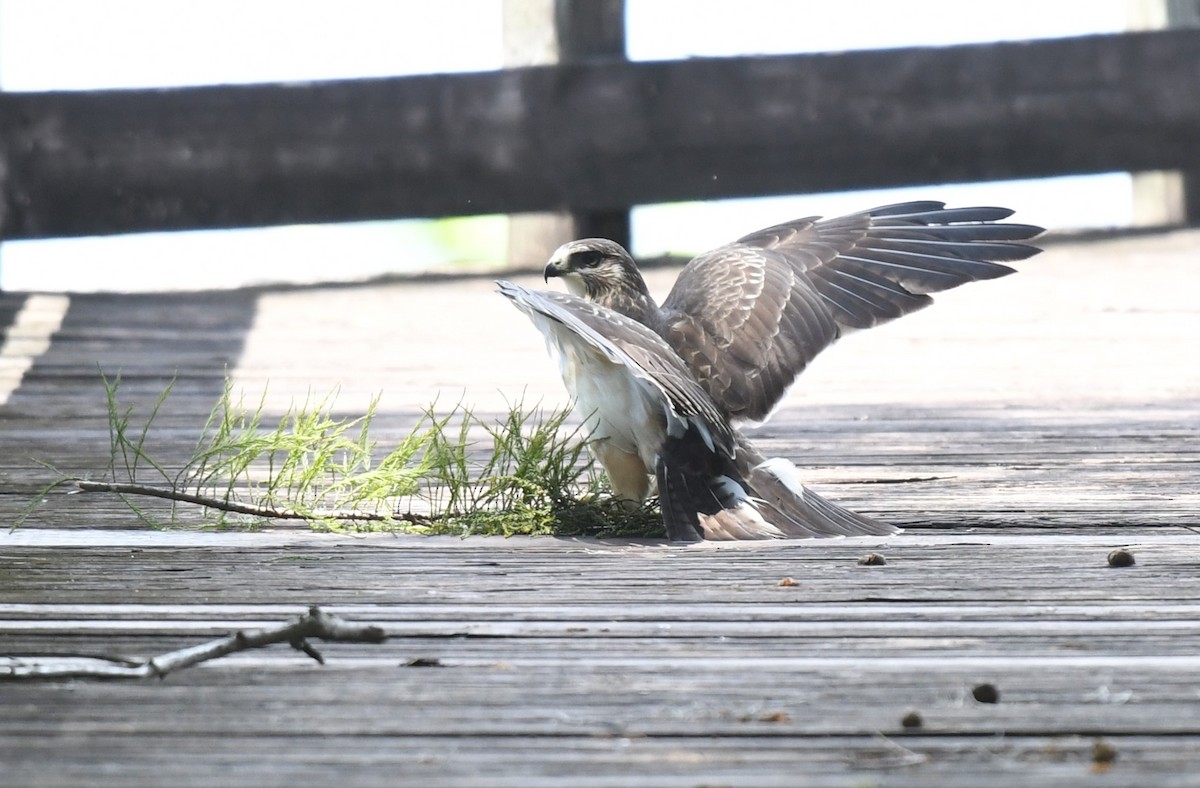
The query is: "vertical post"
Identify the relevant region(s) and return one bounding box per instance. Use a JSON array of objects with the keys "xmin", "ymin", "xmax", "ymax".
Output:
[
  {"xmin": 502, "ymin": 0, "xmax": 577, "ymax": 268},
  {"xmin": 502, "ymin": 0, "xmax": 629, "ymax": 269},
  {"xmin": 1166, "ymin": 0, "xmax": 1200, "ymax": 224},
  {"xmin": 554, "ymin": 0, "xmax": 631, "ymax": 245},
  {"xmin": 1127, "ymin": 0, "xmax": 1200, "ymax": 226},
  {"xmin": 0, "ymin": 13, "xmax": 8, "ymax": 252}
]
